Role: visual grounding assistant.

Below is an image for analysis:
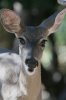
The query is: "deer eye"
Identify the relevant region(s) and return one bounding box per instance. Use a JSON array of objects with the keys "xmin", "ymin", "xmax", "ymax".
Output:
[
  {"xmin": 40, "ymin": 39, "xmax": 47, "ymax": 47},
  {"xmin": 19, "ymin": 37, "xmax": 26, "ymax": 45}
]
